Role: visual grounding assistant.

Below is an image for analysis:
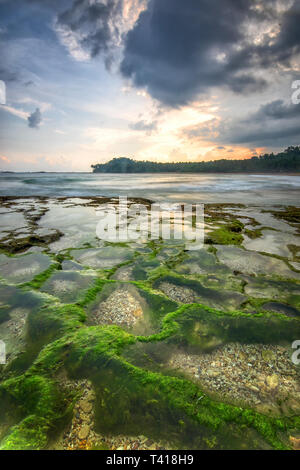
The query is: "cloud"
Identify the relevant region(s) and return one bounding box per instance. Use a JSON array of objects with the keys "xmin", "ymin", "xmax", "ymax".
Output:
[
  {"xmin": 54, "ymin": 0, "xmax": 146, "ymax": 66},
  {"xmin": 121, "ymin": 0, "xmax": 299, "ymax": 107},
  {"xmin": 0, "ymin": 67, "xmax": 19, "ymax": 83},
  {"xmin": 57, "ymin": 0, "xmax": 119, "ymax": 60},
  {"xmin": 252, "ymin": 99, "xmax": 300, "ymax": 120},
  {"xmin": 129, "ymin": 119, "xmax": 158, "ymax": 133},
  {"xmin": 227, "ymin": 99, "xmax": 300, "ymax": 145},
  {"xmin": 27, "ymin": 107, "xmax": 42, "ymax": 128},
  {"xmin": 182, "ymin": 99, "xmax": 300, "ymax": 147},
  {"xmin": 1, "ymin": 104, "xmax": 28, "ymax": 120},
  {"xmin": 229, "ymin": 123, "xmax": 300, "ymax": 146}
]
